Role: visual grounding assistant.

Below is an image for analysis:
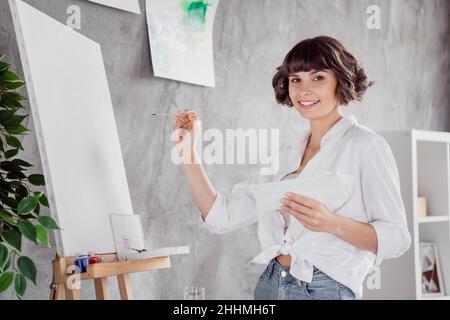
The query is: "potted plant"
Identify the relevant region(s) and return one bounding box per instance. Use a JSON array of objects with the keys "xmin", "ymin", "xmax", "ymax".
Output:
[{"xmin": 0, "ymin": 55, "xmax": 59, "ymax": 299}]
